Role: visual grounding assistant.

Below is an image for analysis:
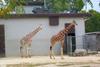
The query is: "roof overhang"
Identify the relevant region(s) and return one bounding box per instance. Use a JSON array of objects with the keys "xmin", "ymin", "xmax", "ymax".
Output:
[
  {"xmin": 86, "ymin": 32, "xmax": 100, "ymax": 35},
  {"xmin": 0, "ymin": 13, "xmax": 91, "ymax": 19}
]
